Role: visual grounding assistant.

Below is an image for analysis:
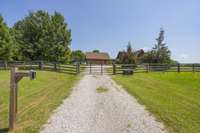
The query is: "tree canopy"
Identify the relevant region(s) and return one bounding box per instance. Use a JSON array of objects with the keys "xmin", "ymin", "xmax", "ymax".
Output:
[
  {"xmin": 0, "ymin": 15, "xmax": 15, "ymax": 61},
  {"xmin": 13, "ymin": 10, "xmax": 72, "ymax": 62},
  {"xmin": 71, "ymin": 50, "xmax": 85, "ymax": 63},
  {"xmin": 116, "ymin": 29, "xmax": 172, "ymax": 64},
  {"xmin": 116, "ymin": 42, "xmax": 144, "ymax": 64},
  {"xmin": 93, "ymin": 49, "xmax": 100, "ymax": 53},
  {"xmin": 143, "ymin": 28, "xmax": 171, "ymax": 64}
]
